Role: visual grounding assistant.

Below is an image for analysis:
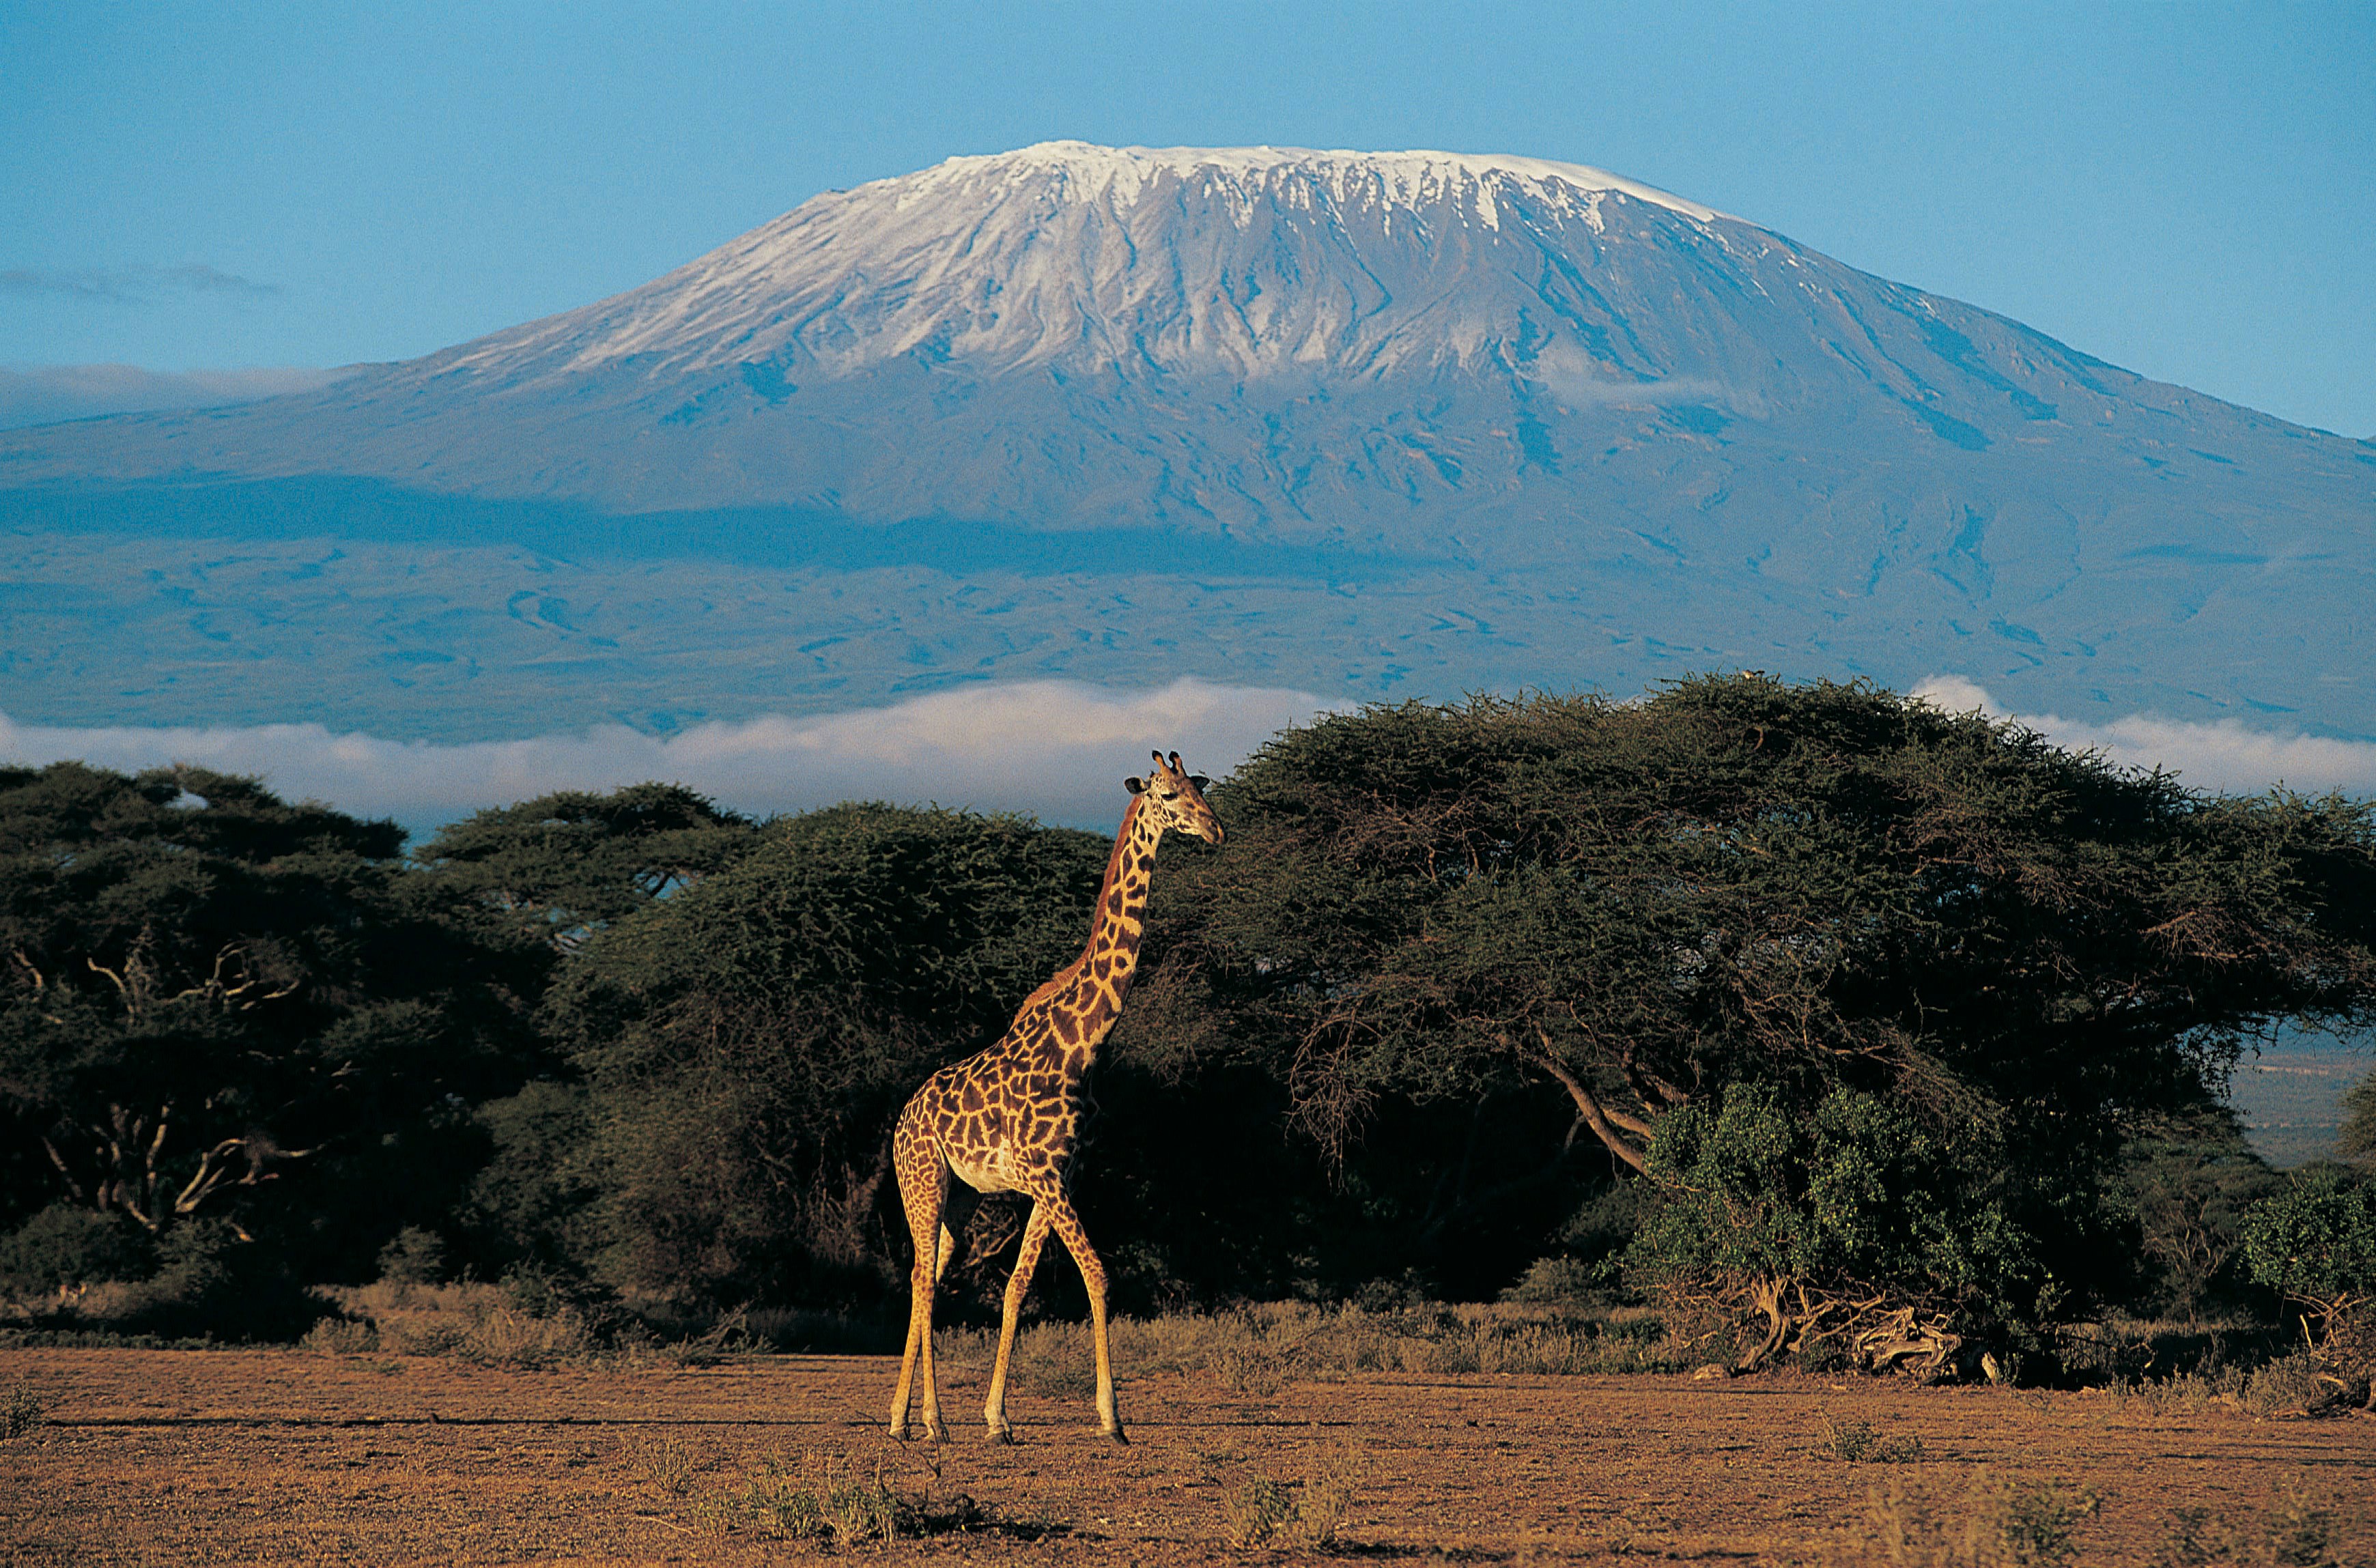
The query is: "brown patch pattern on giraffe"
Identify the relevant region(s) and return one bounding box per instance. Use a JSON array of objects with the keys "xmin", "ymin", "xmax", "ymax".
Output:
[{"xmin": 887, "ymin": 750, "xmax": 1221, "ymax": 1444}]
